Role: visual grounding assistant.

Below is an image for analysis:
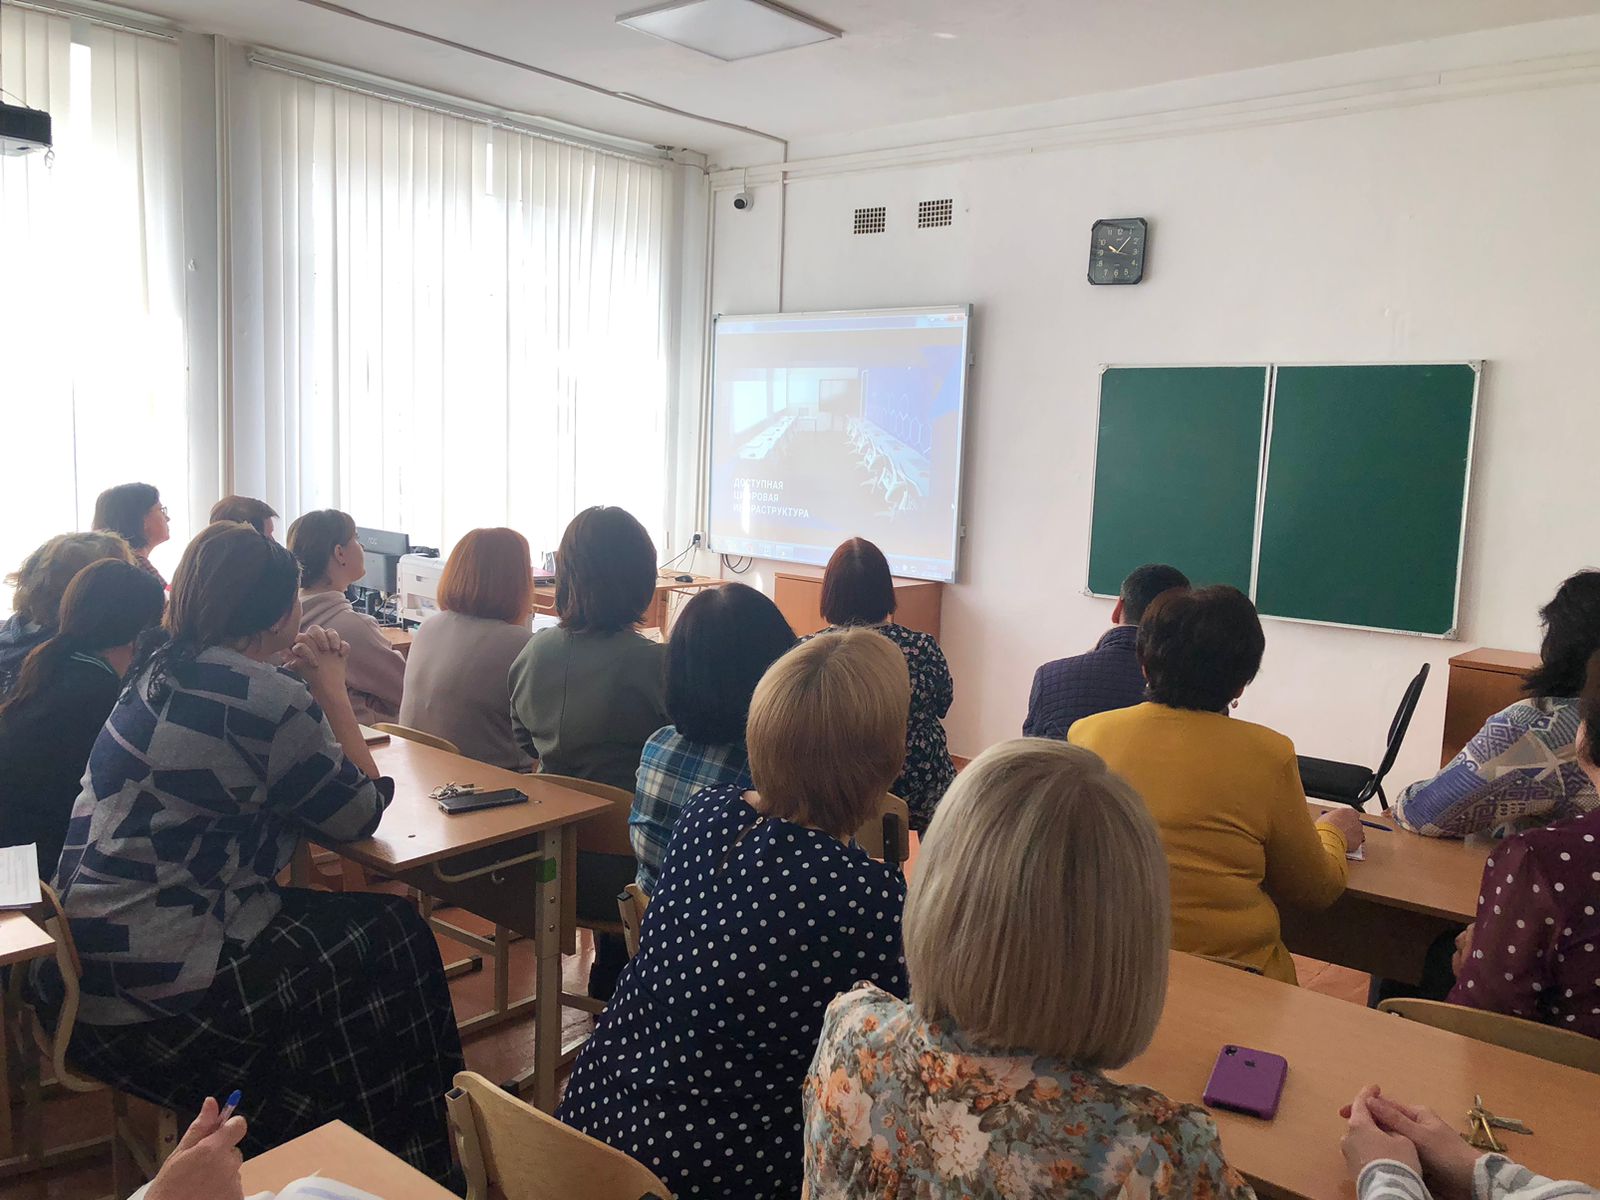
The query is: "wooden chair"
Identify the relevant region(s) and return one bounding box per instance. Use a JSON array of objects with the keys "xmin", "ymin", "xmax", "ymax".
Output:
[
  {"xmin": 852, "ymin": 794, "xmax": 911, "ymax": 869},
  {"xmin": 369, "ymin": 722, "xmax": 461, "ymax": 754},
  {"xmin": 1377, "ymin": 998, "xmax": 1600, "ymax": 1075},
  {"xmin": 20, "ymin": 884, "xmax": 178, "ymax": 1196},
  {"xmin": 617, "ymin": 884, "xmax": 650, "ymax": 959},
  {"xmin": 535, "ymin": 775, "xmax": 637, "ymax": 1017},
  {"xmin": 447, "ymin": 1071, "xmax": 672, "ymax": 1200},
  {"xmin": 373, "ymin": 724, "xmax": 528, "ymax": 1036}
]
